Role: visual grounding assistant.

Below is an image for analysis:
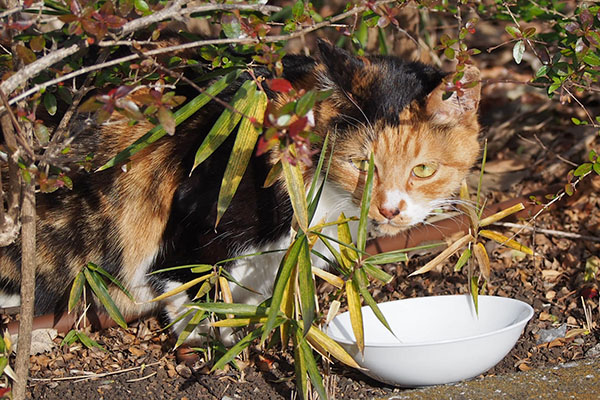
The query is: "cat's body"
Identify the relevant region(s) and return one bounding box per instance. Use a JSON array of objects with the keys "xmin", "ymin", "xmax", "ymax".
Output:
[{"xmin": 0, "ymin": 41, "xmax": 481, "ymax": 342}]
